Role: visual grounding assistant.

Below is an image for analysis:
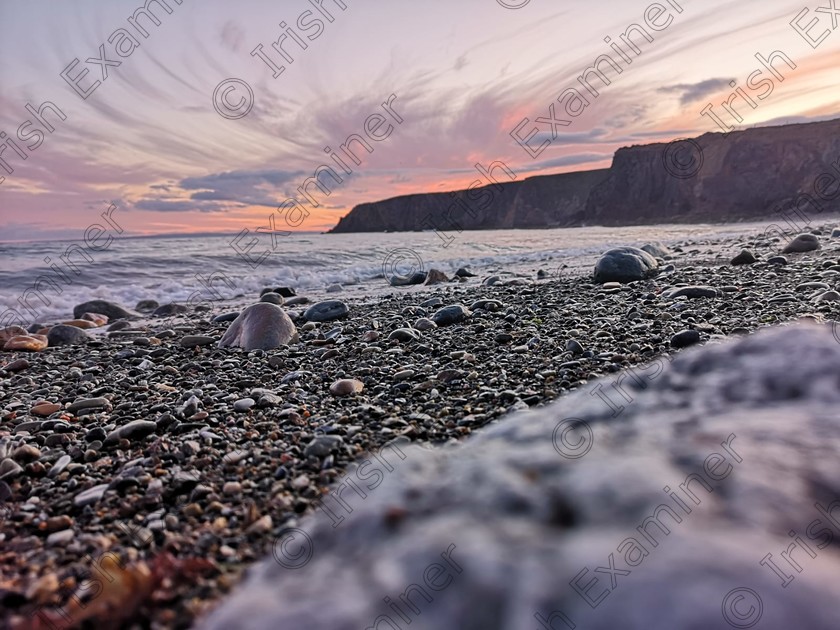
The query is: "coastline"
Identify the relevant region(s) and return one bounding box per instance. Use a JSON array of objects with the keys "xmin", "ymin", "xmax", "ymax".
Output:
[{"xmin": 1, "ymin": 219, "xmax": 838, "ymax": 628}]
